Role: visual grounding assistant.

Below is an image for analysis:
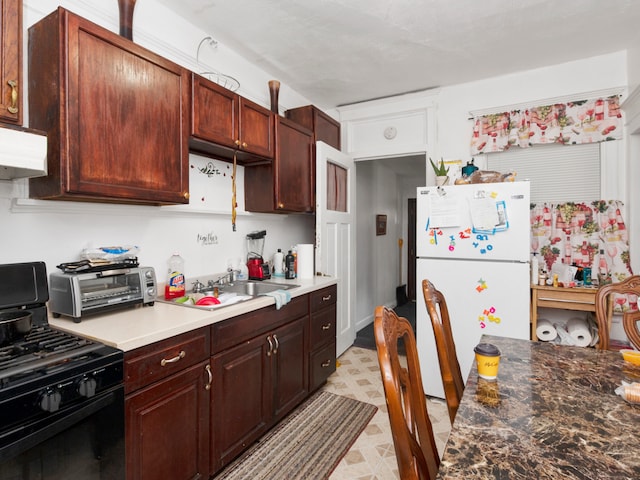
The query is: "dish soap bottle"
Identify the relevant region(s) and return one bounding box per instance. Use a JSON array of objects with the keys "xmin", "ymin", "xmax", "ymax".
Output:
[
  {"xmin": 165, "ymin": 253, "xmax": 185, "ymax": 299},
  {"xmin": 273, "ymin": 249, "xmax": 284, "ymax": 277}
]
